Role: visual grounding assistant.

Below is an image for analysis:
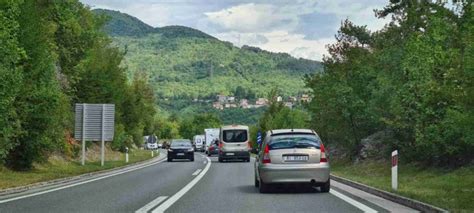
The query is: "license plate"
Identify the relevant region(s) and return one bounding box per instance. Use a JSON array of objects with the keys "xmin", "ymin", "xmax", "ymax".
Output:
[
  {"xmin": 177, "ymin": 153, "xmax": 184, "ymax": 156},
  {"xmin": 226, "ymin": 153, "xmax": 235, "ymax": 156},
  {"xmin": 284, "ymin": 155, "xmax": 308, "ymax": 161}
]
